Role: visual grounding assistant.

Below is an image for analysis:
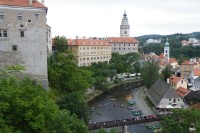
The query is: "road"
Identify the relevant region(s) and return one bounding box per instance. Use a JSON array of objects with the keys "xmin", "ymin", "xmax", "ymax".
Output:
[{"xmin": 133, "ymin": 87, "xmax": 154, "ymax": 115}]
